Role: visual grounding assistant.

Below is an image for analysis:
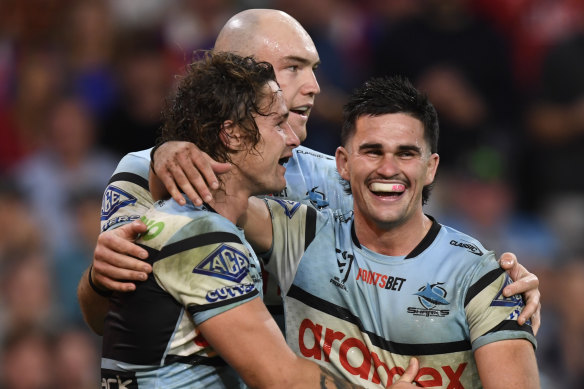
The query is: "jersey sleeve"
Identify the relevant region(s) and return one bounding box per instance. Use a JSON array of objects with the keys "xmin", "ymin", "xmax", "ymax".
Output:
[
  {"xmin": 145, "ymin": 213, "xmax": 261, "ymax": 326},
  {"xmin": 100, "ymin": 149, "xmax": 154, "ymax": 232},
  {"xmin": 262, "ymin": 198, "xmax": 321, "ymax": 294},
  {"xmin": 464, "ymin": 254, "xmax": 537, "ymax": 351}
]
